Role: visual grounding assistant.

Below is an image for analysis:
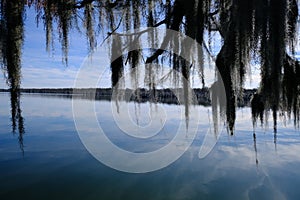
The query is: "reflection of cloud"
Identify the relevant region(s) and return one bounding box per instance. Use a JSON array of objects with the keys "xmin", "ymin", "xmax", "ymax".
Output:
[
  {"xmin": 3, "ymin": 92, "xmax": 300, "ymax": 198},
  {"xmin": 19, "ymin": 94, "xmax": 73, "ymax": 118},
  {"xmin": 205, "ymin": 127, "xmax": 300, "ymax": 198}
]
